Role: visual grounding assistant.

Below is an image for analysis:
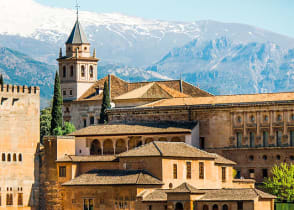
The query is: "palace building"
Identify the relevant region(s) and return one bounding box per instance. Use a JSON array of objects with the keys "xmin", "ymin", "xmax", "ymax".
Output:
[{"xmin": 0, "ymin": 84, "xmax": 40, "ymax": 209}]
